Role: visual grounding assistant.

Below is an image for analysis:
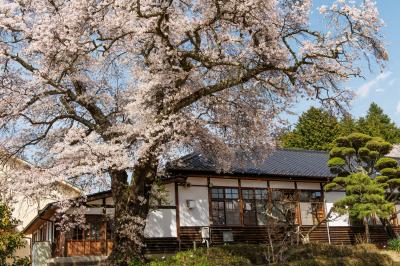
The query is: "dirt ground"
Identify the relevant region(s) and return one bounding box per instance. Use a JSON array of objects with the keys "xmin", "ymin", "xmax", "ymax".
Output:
[{"xmin": 379, "ymin": 250, "xmax": 400, "ymax": 265}]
